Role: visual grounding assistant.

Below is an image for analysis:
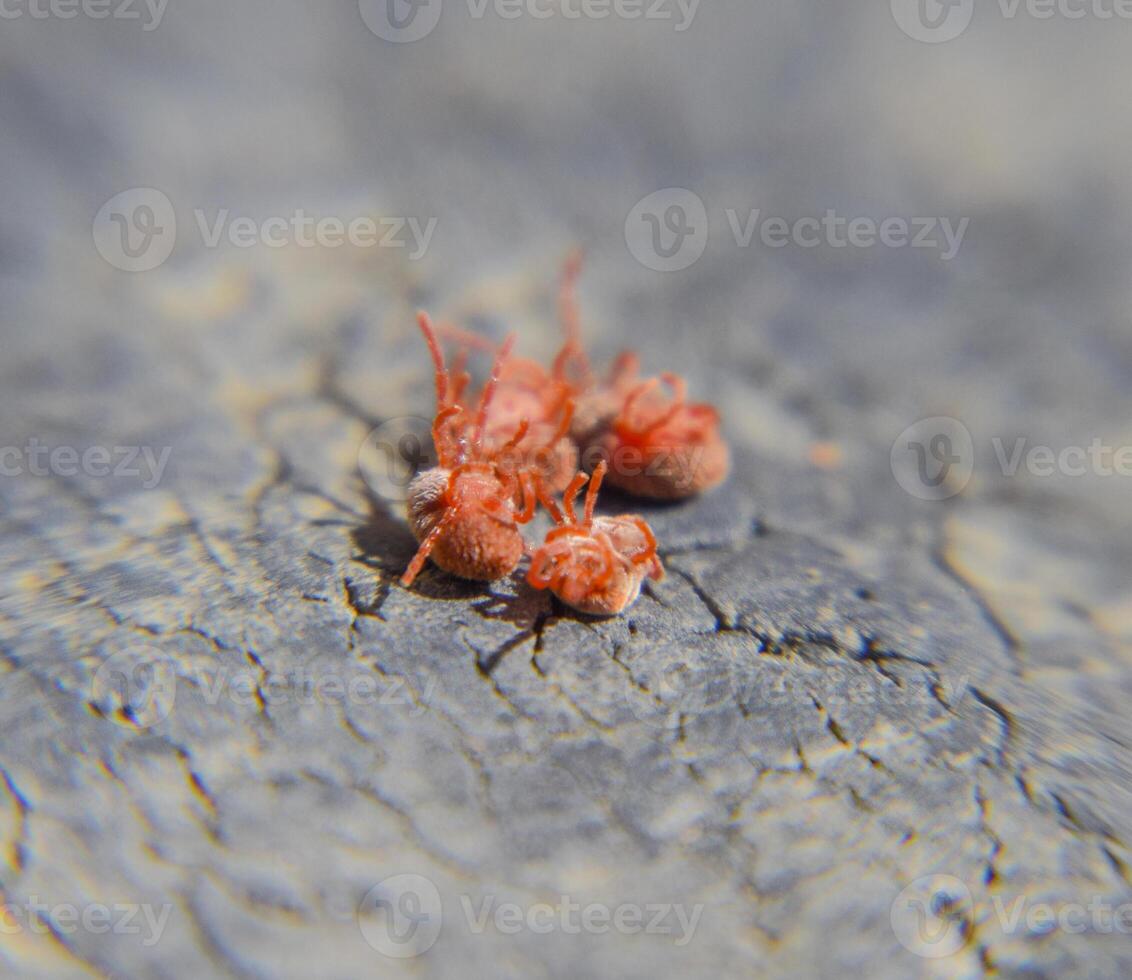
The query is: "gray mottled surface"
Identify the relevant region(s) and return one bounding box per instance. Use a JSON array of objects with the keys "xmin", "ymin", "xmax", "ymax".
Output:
[{"xmin": 2, "ymin": 2, "xmax": 1132, "ymax": 977}]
